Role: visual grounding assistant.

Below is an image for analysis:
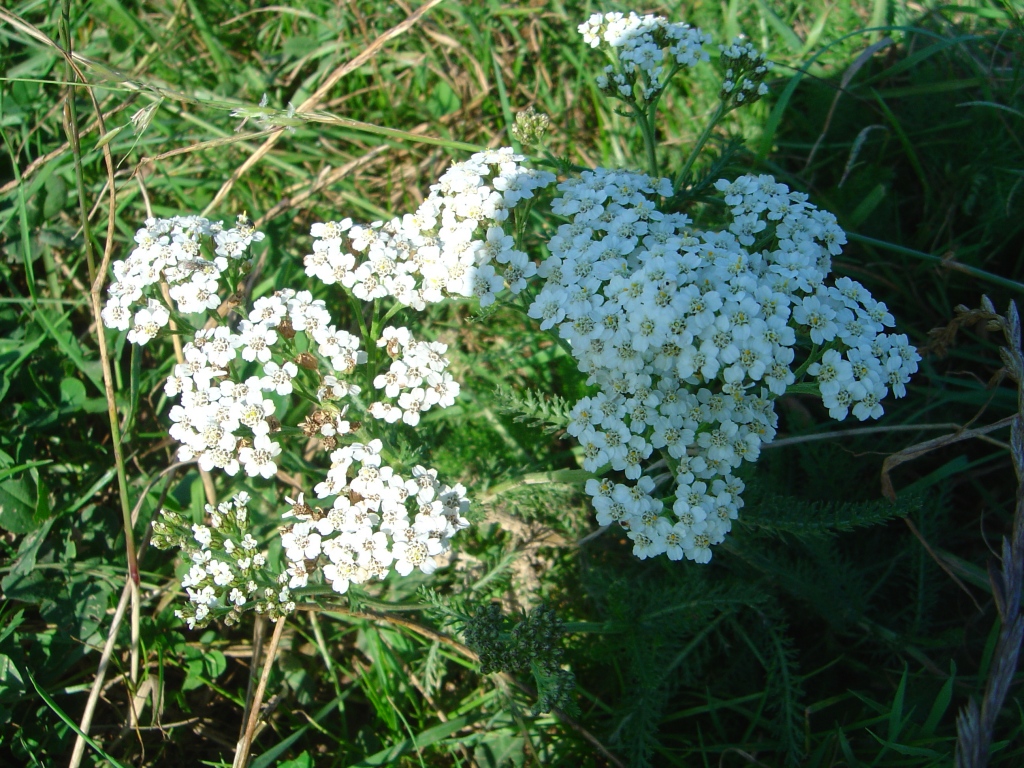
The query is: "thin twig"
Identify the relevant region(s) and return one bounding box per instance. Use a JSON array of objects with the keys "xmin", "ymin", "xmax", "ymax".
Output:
[
  {"xmin": 233, "ymin": 617, "xmax": 286, "ymax": 768},
  {"xmin": 235, "ymin": 617, "xmax": 266, "ymax": 758},
  {"xmin": 764, "ymin": 421, "xmax": 1006, "ymax": 449},
  {"xmin": 881, "ymin": 415, "xmax": 1017, "ymax": 501},
  {"xmin": 68, "ymin": 464, "xmax": 184, "ymax": 768}
]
